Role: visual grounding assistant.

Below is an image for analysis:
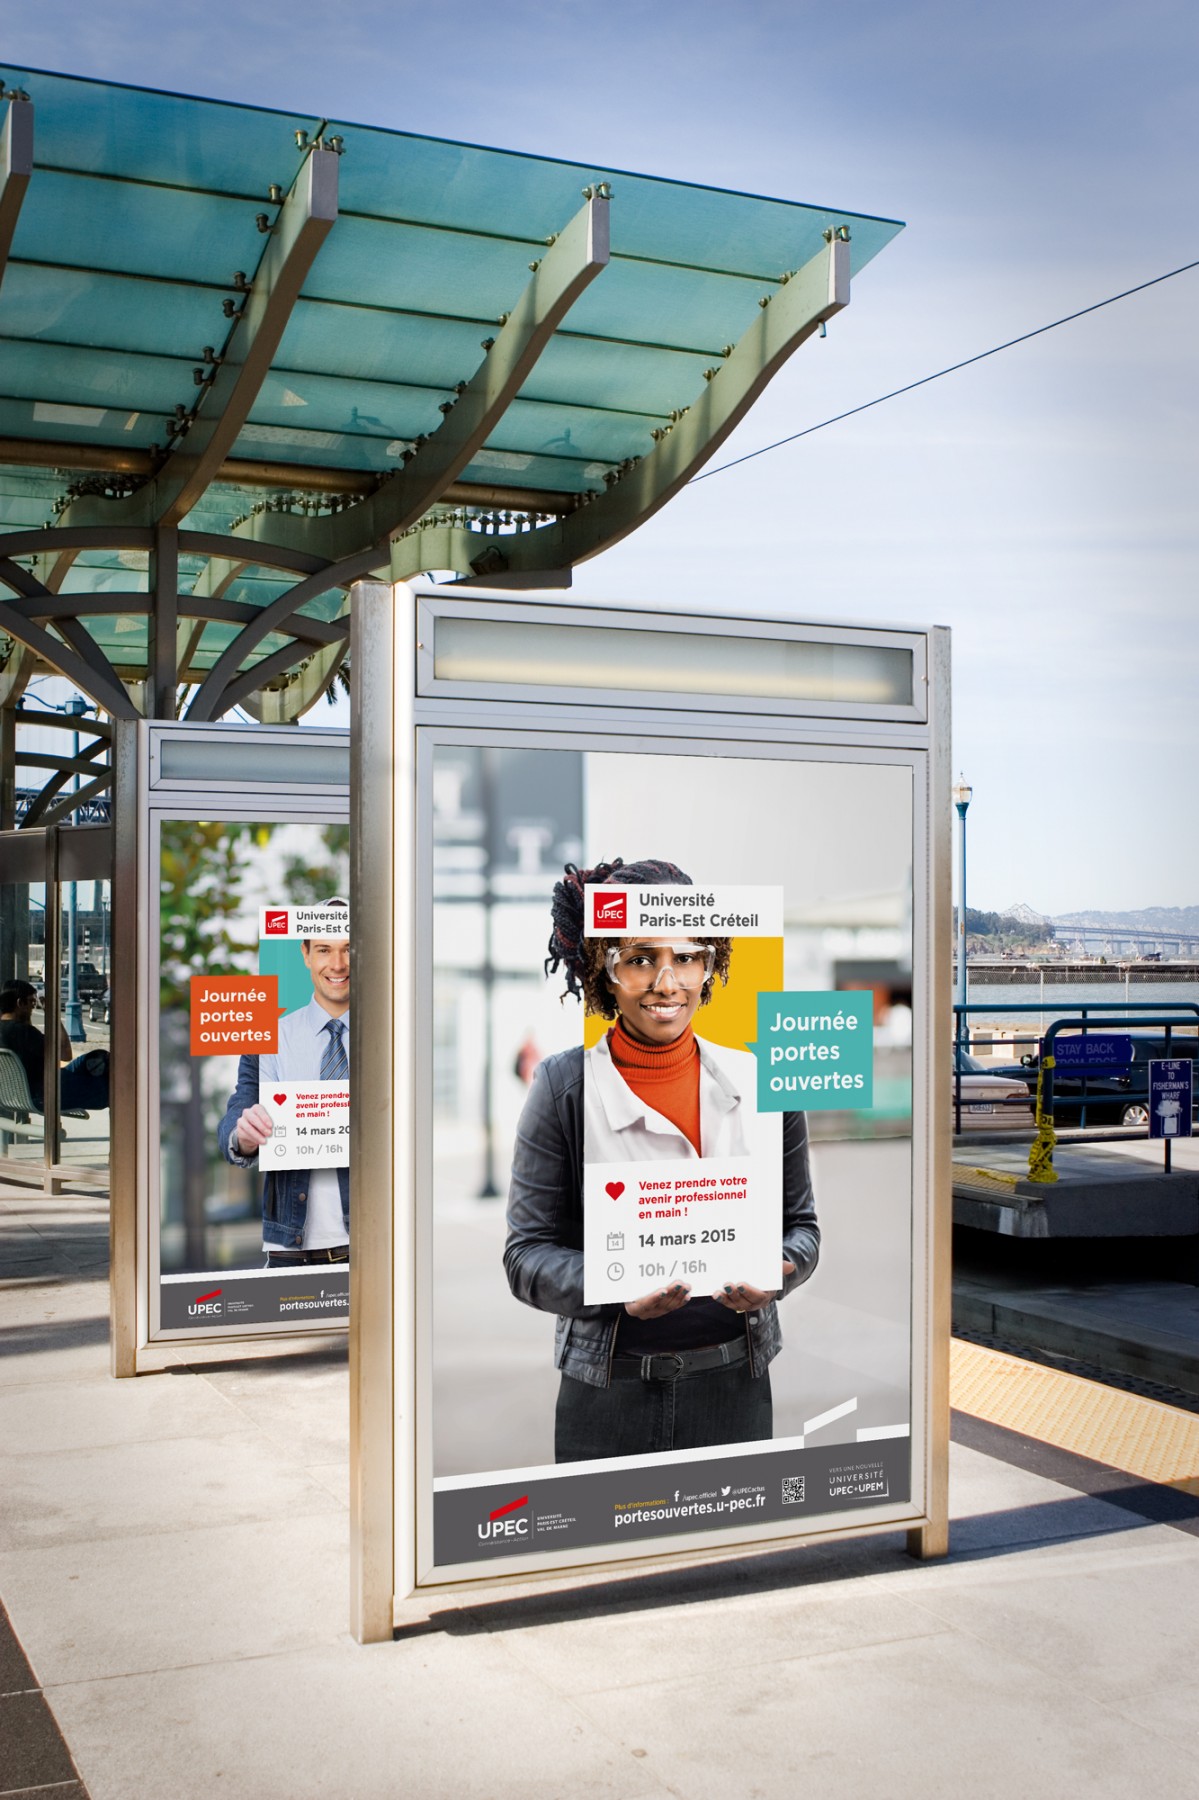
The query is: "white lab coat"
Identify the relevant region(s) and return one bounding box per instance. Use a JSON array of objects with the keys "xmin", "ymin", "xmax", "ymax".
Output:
[{"xmin": 584, "ymin": 1030, "xmax": 763, "ymax": 1162}]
